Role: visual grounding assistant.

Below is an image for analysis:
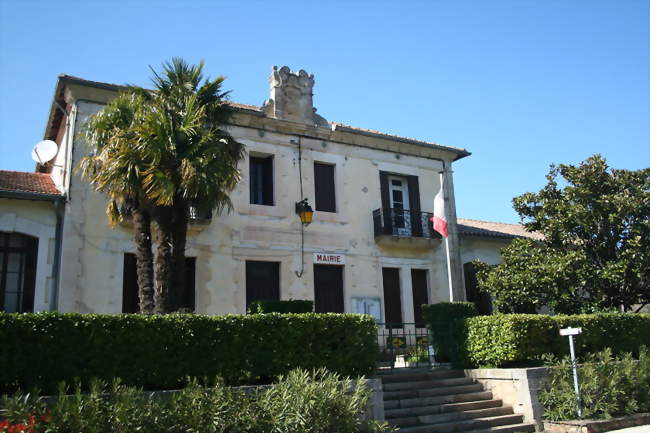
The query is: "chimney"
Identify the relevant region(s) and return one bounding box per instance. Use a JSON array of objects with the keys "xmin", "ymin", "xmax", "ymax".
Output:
[{"xmin": 262, "ymin": 66, "xmax": 328, "ymax": 127}]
